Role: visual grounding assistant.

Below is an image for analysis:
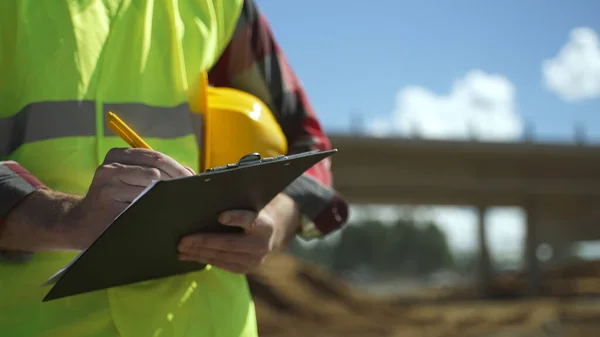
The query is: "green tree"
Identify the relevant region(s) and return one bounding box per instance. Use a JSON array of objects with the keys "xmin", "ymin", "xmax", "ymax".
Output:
[{"xmin": 328, "ymin": 210, "xmax": 455, "ymax": 279}]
